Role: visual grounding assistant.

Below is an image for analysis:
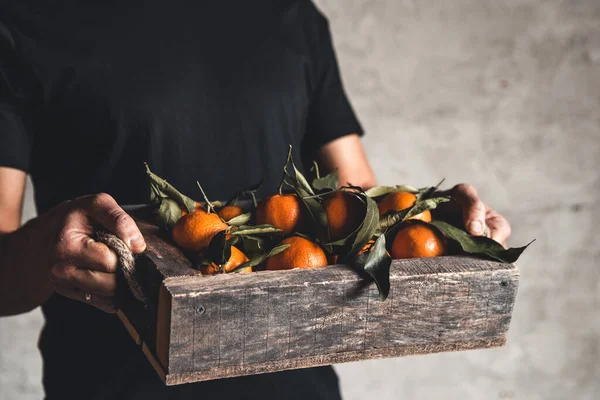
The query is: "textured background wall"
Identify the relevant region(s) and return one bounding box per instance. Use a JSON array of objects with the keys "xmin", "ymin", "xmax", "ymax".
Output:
[{"xmin": 1, "ymin": 0, "xmax": 599, "ymax": 399}]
